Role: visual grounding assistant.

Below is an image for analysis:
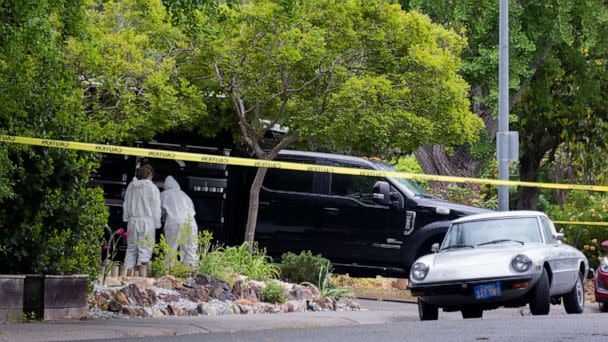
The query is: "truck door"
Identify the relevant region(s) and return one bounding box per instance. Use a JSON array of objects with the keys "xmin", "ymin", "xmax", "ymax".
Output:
[
  {"xmin": 317, "ymin": 163, "xmax": 399, "ymax": 267},
  {"xmin": 256, "ymin": 161, "xmax": 323, "ymax": 257}
]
